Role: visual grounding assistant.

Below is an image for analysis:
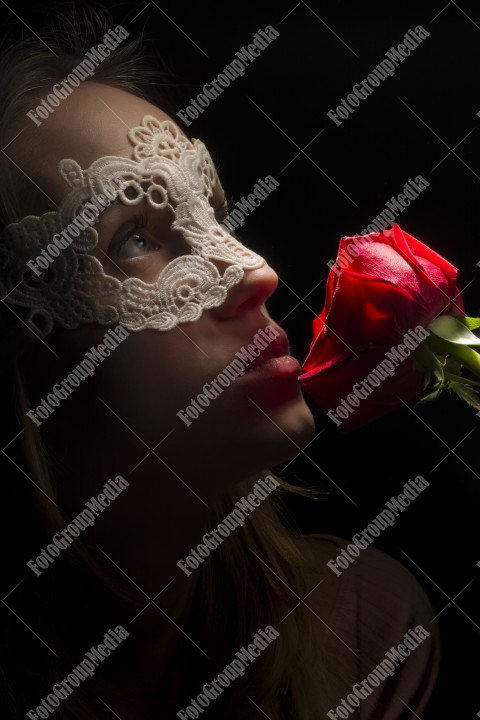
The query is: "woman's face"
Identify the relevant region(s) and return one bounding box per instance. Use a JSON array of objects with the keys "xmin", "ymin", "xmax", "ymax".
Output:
[{"xmin": 18, "ymin": 82, "xmax": 314, "ymax": 552}]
